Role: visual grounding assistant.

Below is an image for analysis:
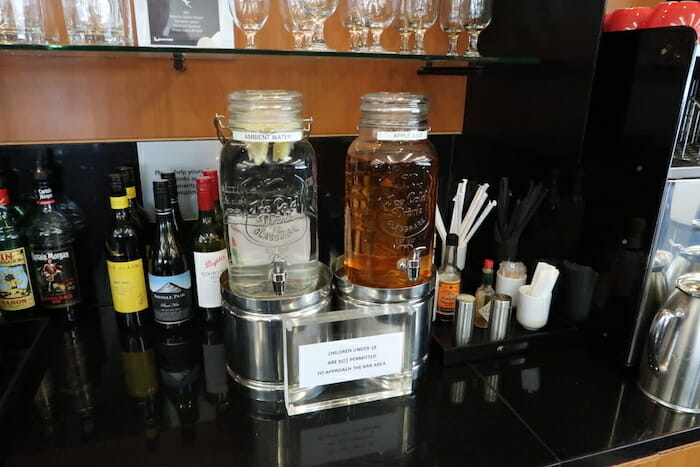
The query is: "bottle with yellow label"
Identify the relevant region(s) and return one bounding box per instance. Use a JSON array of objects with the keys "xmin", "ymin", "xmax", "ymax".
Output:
[
  {"xmin": 436, "ymin": 233, "xmax": 461, "ymax": 322},
  {"xmin": 0, "ymin": 176, "xmax": 38, "ymax": 319},
  {"xmin": 106, "ymin": 173, "xmax": 151, "ymax": 330}
]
